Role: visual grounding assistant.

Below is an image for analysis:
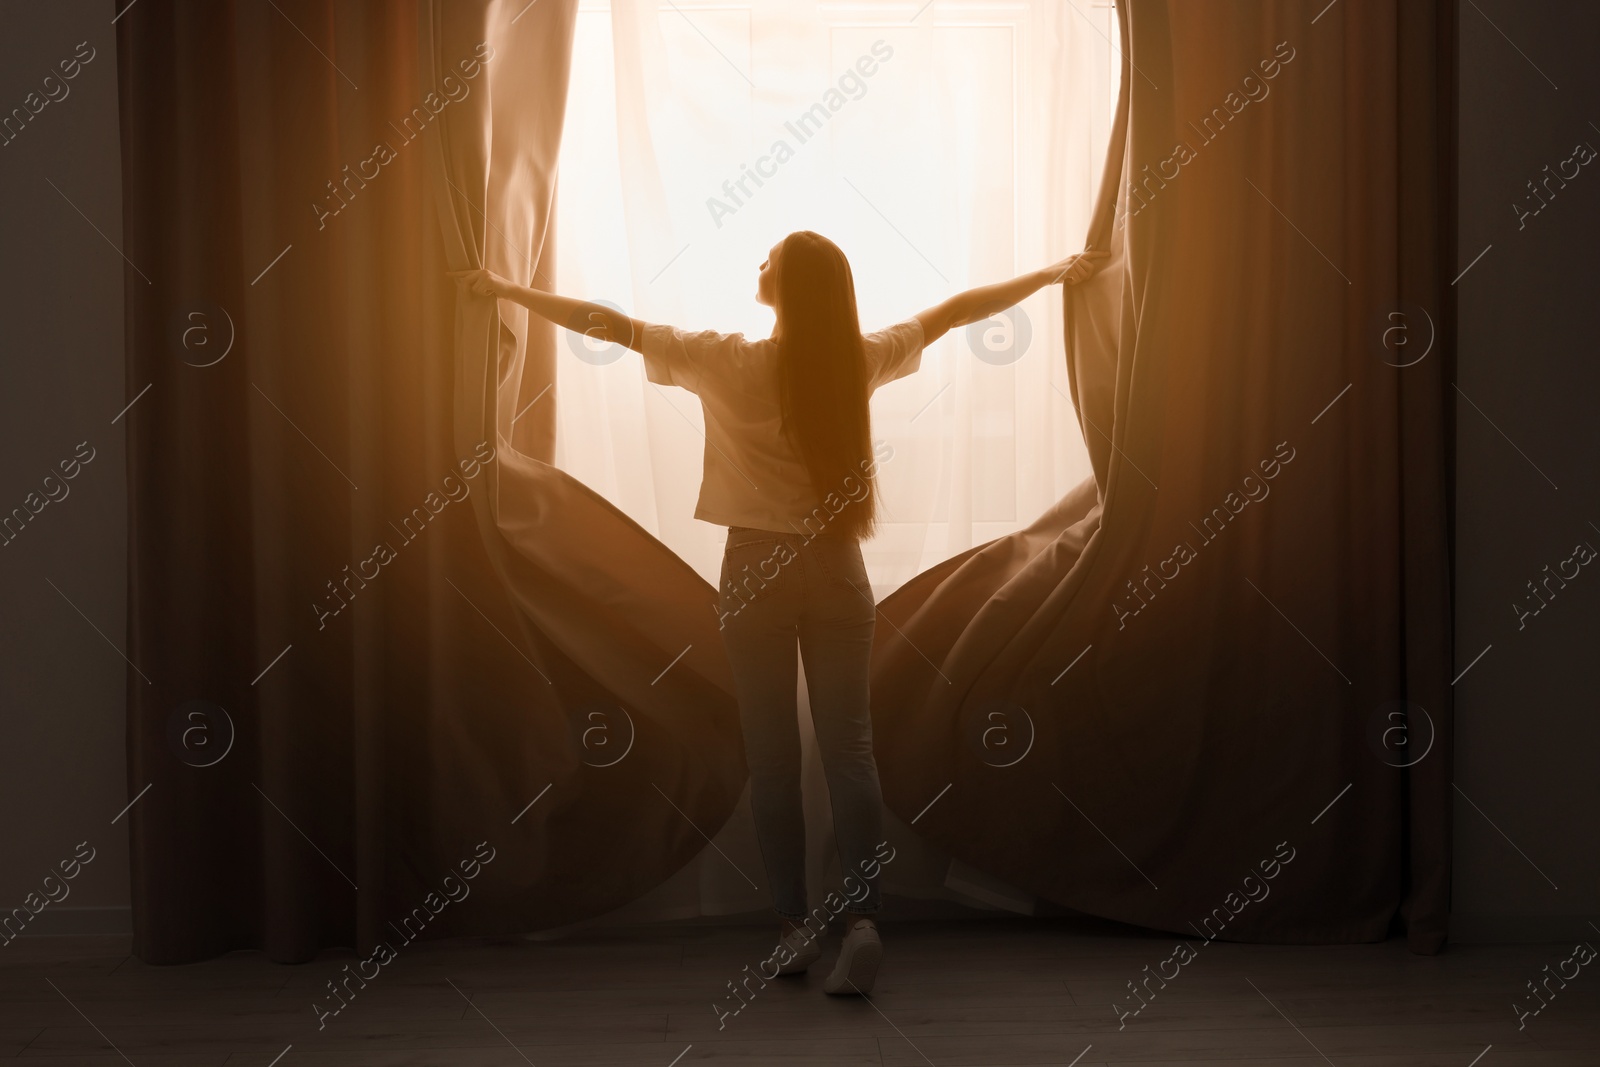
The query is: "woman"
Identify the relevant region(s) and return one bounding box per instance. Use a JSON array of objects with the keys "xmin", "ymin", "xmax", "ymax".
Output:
[{"xmin": 453, "ymin": 234, "xmax": 1105, "ymax": 994}]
